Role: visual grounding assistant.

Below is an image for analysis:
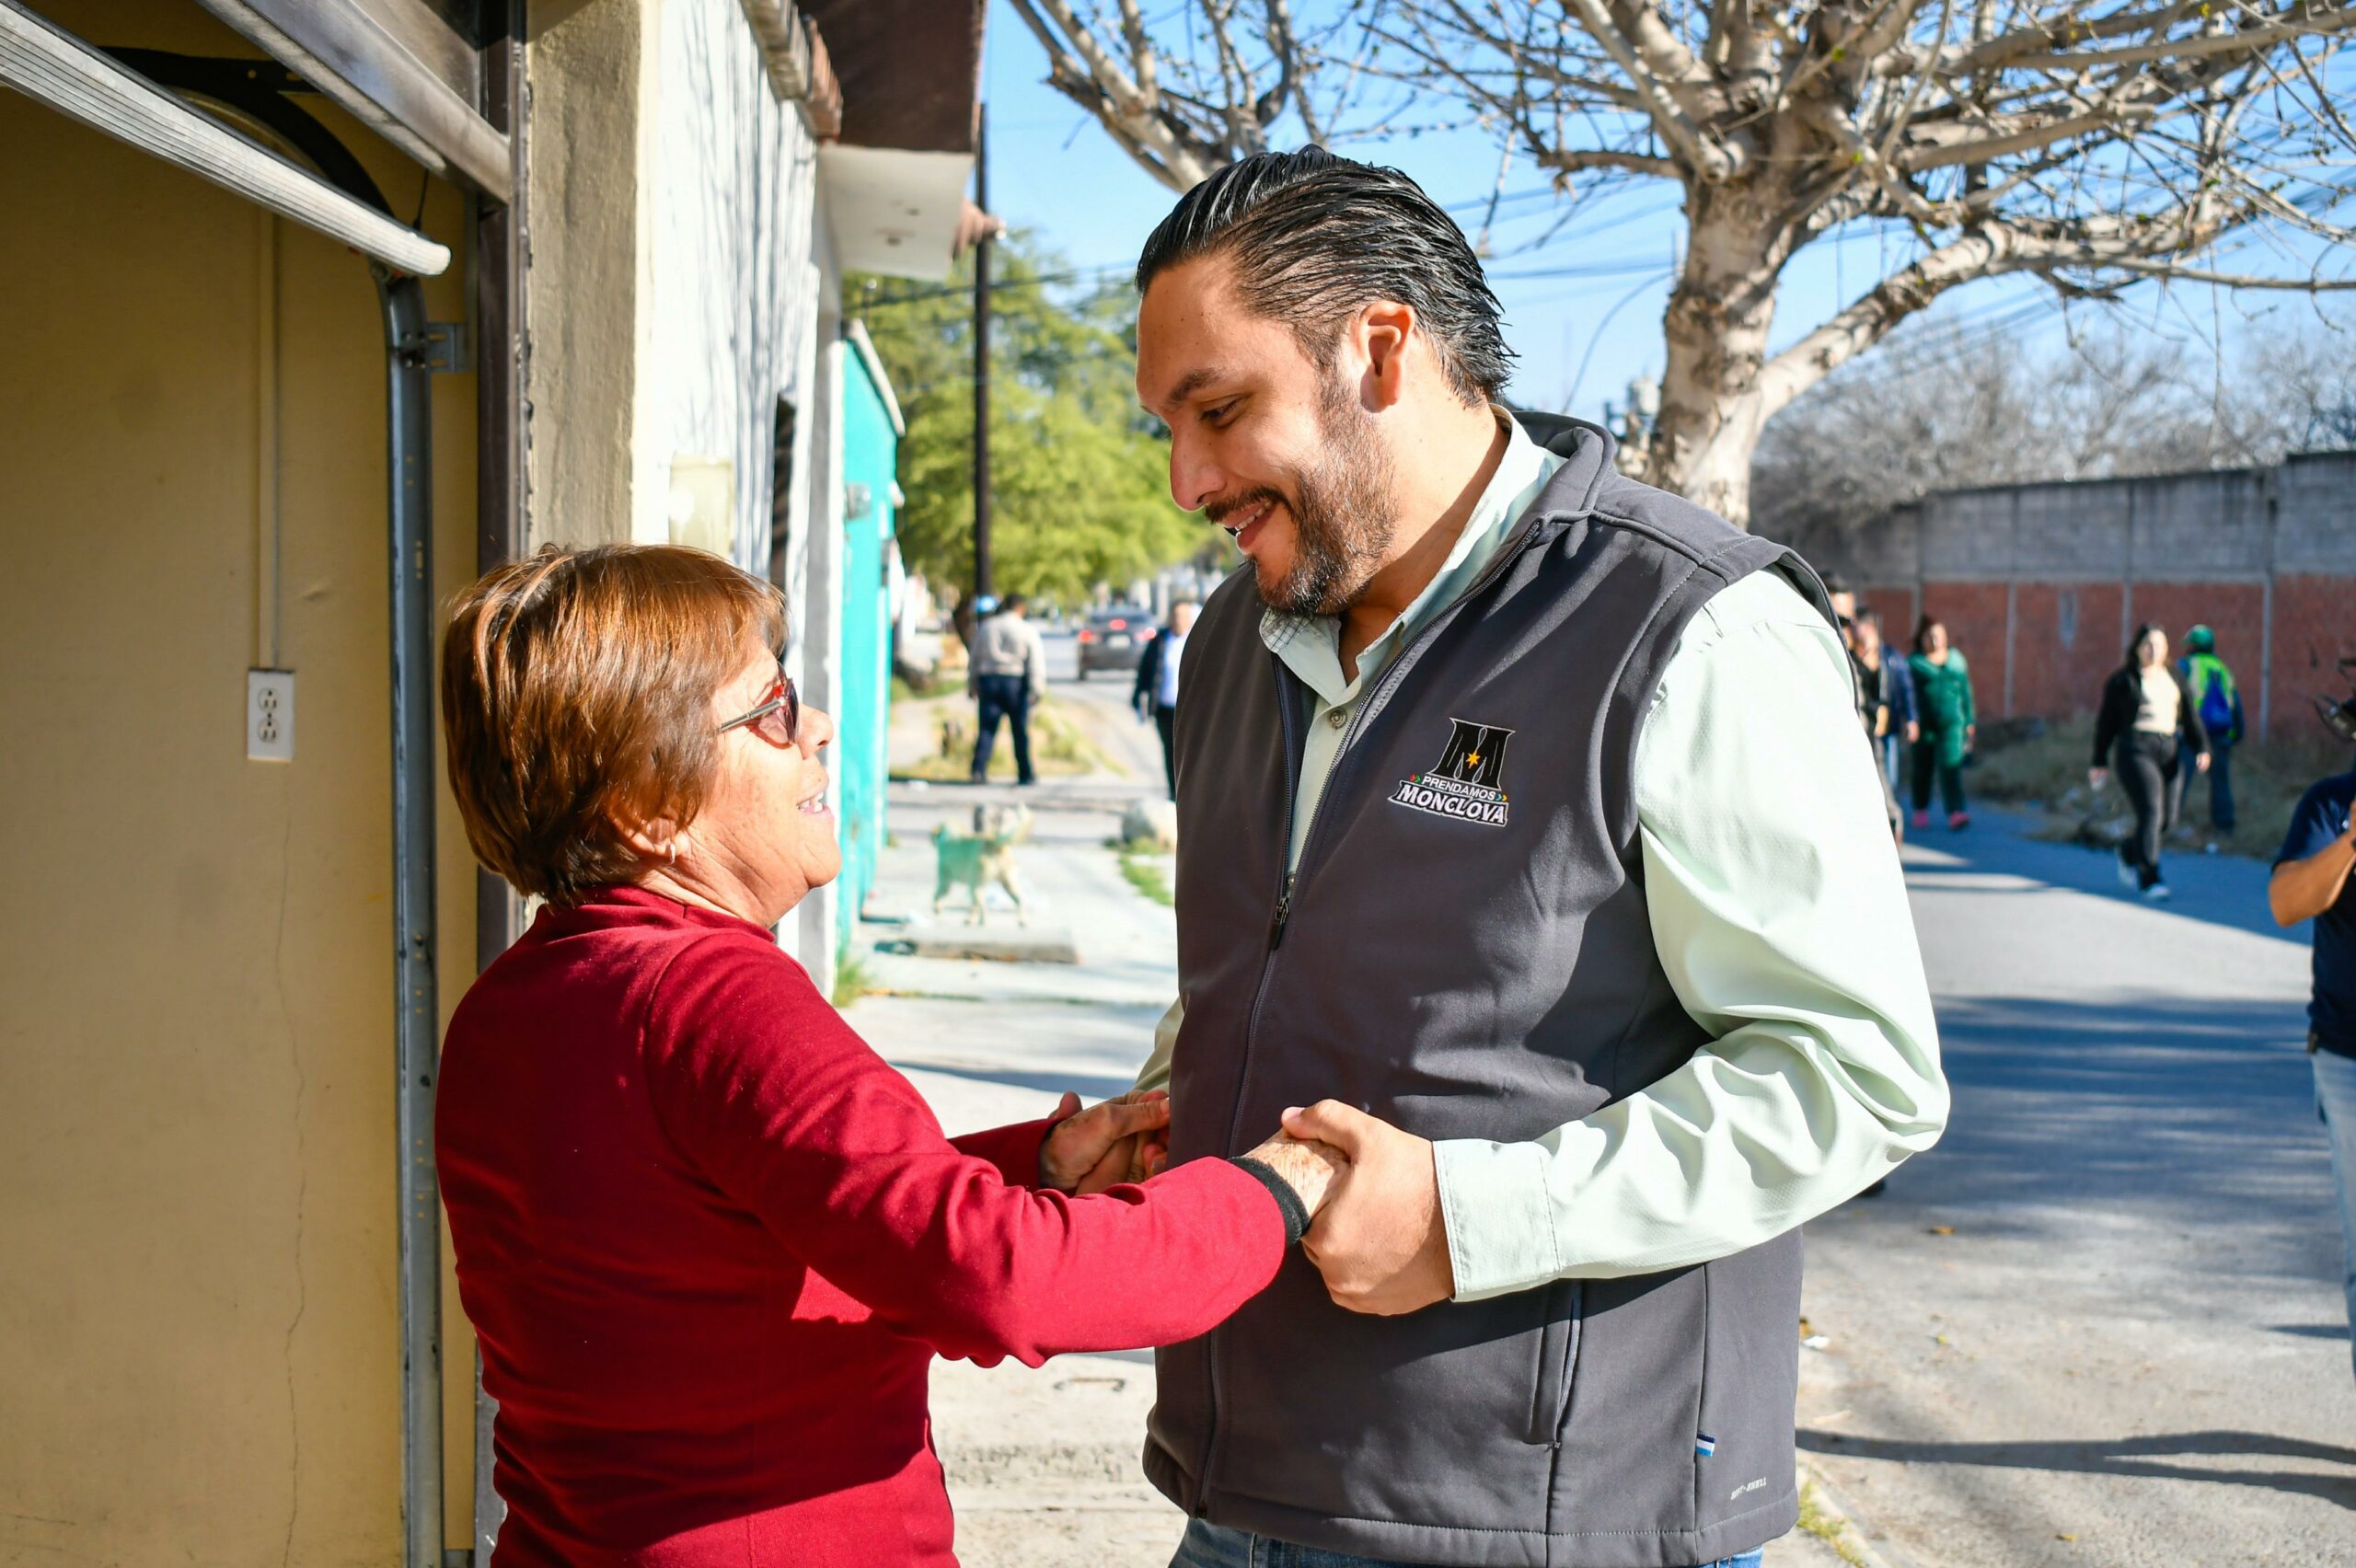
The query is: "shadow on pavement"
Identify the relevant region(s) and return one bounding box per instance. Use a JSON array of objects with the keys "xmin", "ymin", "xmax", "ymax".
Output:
[
  {"xmin": 1822, "ymin": 990, "xmax": 2334, "ymax": 1282},
  {"xmin": 1903, "ymin": 810, "xmax": 2297, "ymax": 945},
  {"xmin": 1798, "ymin": 1428, "xmax": 2356, "ymax": 1508}
]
